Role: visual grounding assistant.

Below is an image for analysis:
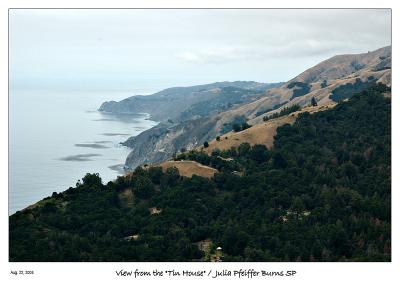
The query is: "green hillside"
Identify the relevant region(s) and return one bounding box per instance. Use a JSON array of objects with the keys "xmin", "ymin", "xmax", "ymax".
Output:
[{"xmin": 10, "ymin": 87, "xmax": 391, "ymax": 262}]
